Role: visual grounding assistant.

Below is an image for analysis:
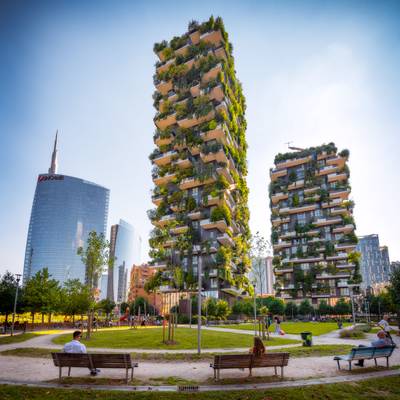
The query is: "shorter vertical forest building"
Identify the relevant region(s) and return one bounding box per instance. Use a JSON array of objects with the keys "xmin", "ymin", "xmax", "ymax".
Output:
[
  {"xmin": 269, "ymin": 143, "xmax": 362, "ymax": 306},
  {"xmin": 148, "ymin": 17, "xmax": 251, "ymax": 302}
]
